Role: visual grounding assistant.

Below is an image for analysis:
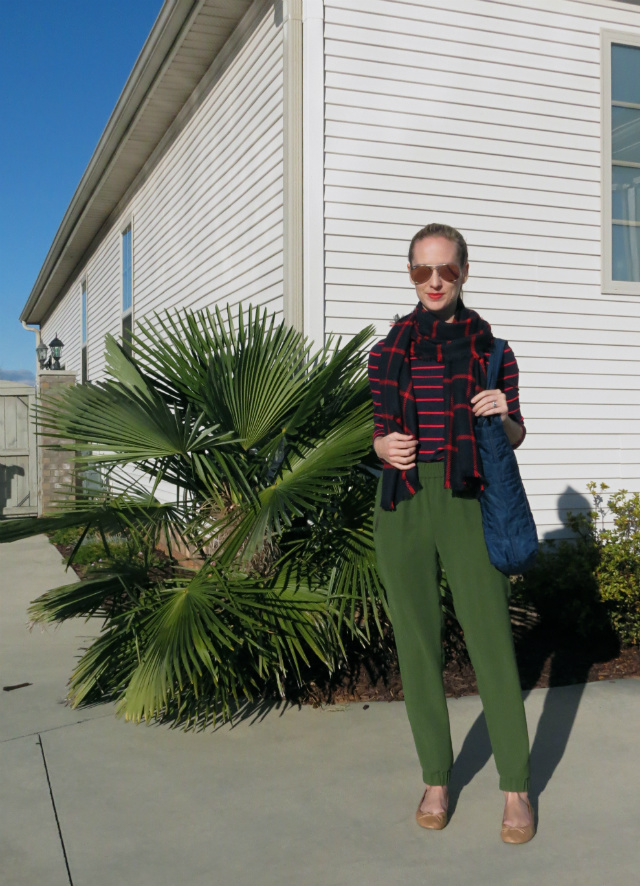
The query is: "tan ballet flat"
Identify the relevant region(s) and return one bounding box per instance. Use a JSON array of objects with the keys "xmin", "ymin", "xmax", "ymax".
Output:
[
  {"xmin": 501, "ymin": 798, "xmax": 535, "ymax": 844},
  {"xmin": 416, "ymin": 789, "xmax": 448, "ymax": 830}
]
